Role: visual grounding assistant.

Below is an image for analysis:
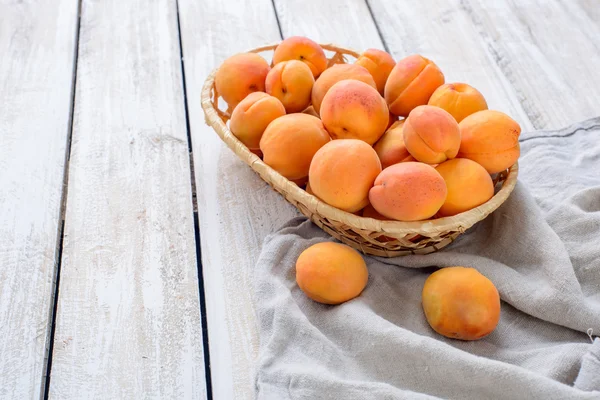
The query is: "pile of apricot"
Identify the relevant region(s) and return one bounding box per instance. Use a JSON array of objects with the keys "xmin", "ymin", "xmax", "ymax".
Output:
[
  {"xmin": 217, "ymin": 36, "xmax": 520, "ymax": 222},
  {"xmin": 217, "ymin": 37, "xmax": 513, "ymax": 340}
]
